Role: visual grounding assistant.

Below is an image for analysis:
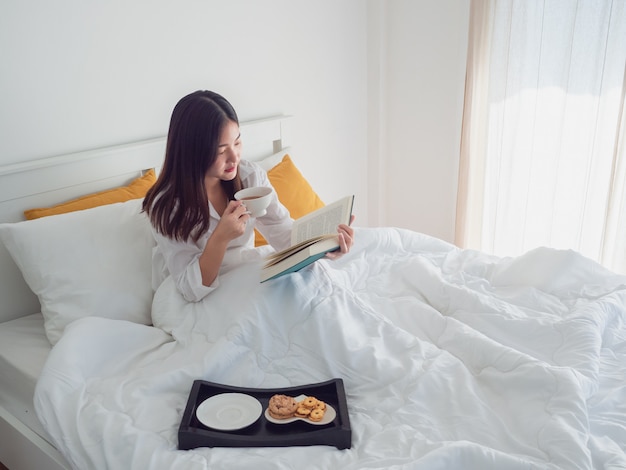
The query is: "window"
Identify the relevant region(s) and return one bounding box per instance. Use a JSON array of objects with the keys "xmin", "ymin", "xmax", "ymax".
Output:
[{"xmin": 458, "ymin": 0, "xmax": 626, "ymax": 274}]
